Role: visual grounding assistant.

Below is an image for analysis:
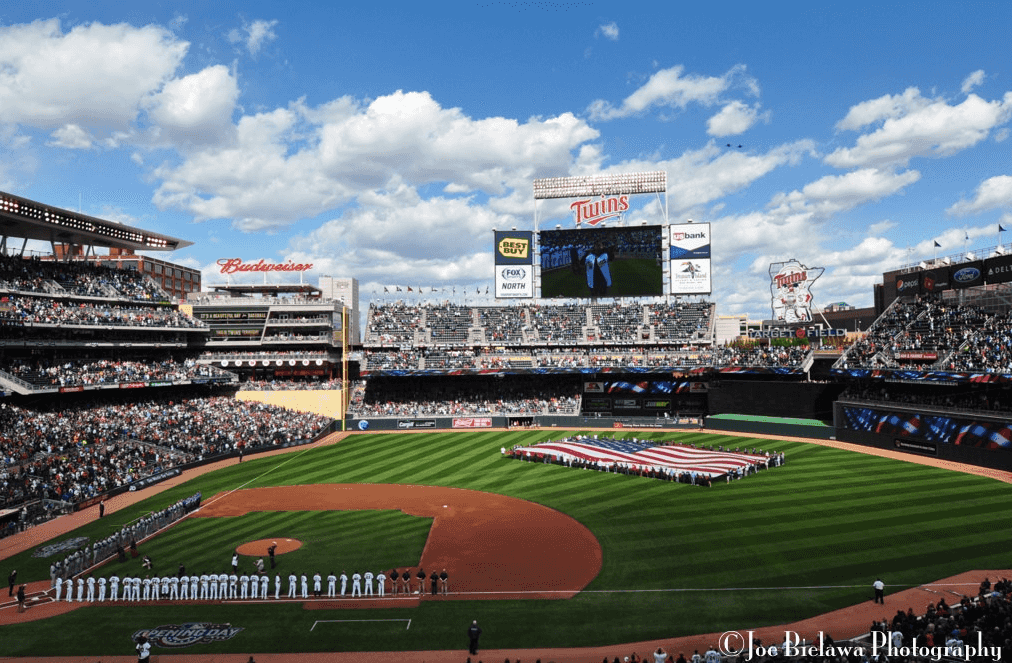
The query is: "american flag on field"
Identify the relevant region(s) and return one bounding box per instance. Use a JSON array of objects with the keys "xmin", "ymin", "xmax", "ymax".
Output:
[{"xmin": 522, "ymin": 437, "xmax": 771, "ymax": 478}]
